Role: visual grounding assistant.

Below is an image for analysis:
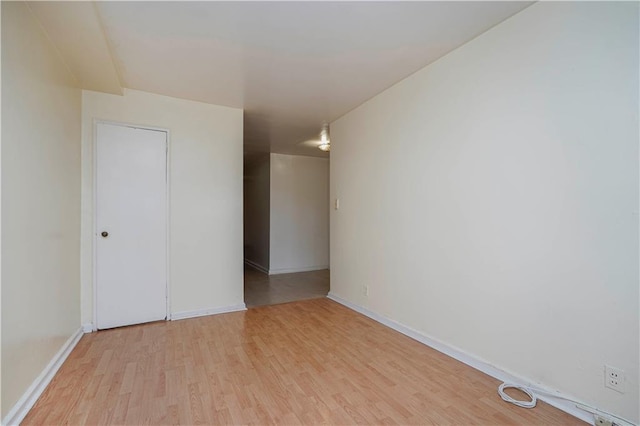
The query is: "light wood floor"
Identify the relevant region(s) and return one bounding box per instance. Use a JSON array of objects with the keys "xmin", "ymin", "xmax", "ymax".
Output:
[
  {"xmin": 244, "ymin": 266, "xmax": 329, "ymax": 308},
  {"xmin": 24, "ymin": 298, "xmax": 582, "ymax": 425}
]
